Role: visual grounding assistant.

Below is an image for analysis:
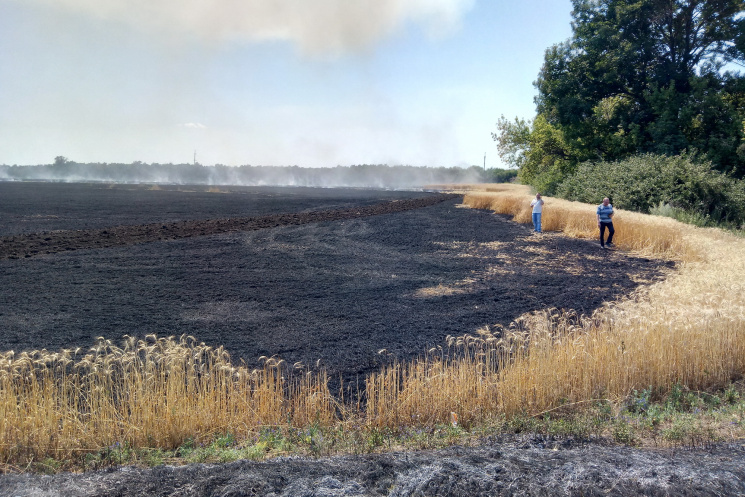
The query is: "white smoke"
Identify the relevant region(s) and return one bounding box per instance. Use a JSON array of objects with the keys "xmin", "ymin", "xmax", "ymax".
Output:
[{"xmin": 21, "ymin": 0, "xmax": 474, "ymax": 55}]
